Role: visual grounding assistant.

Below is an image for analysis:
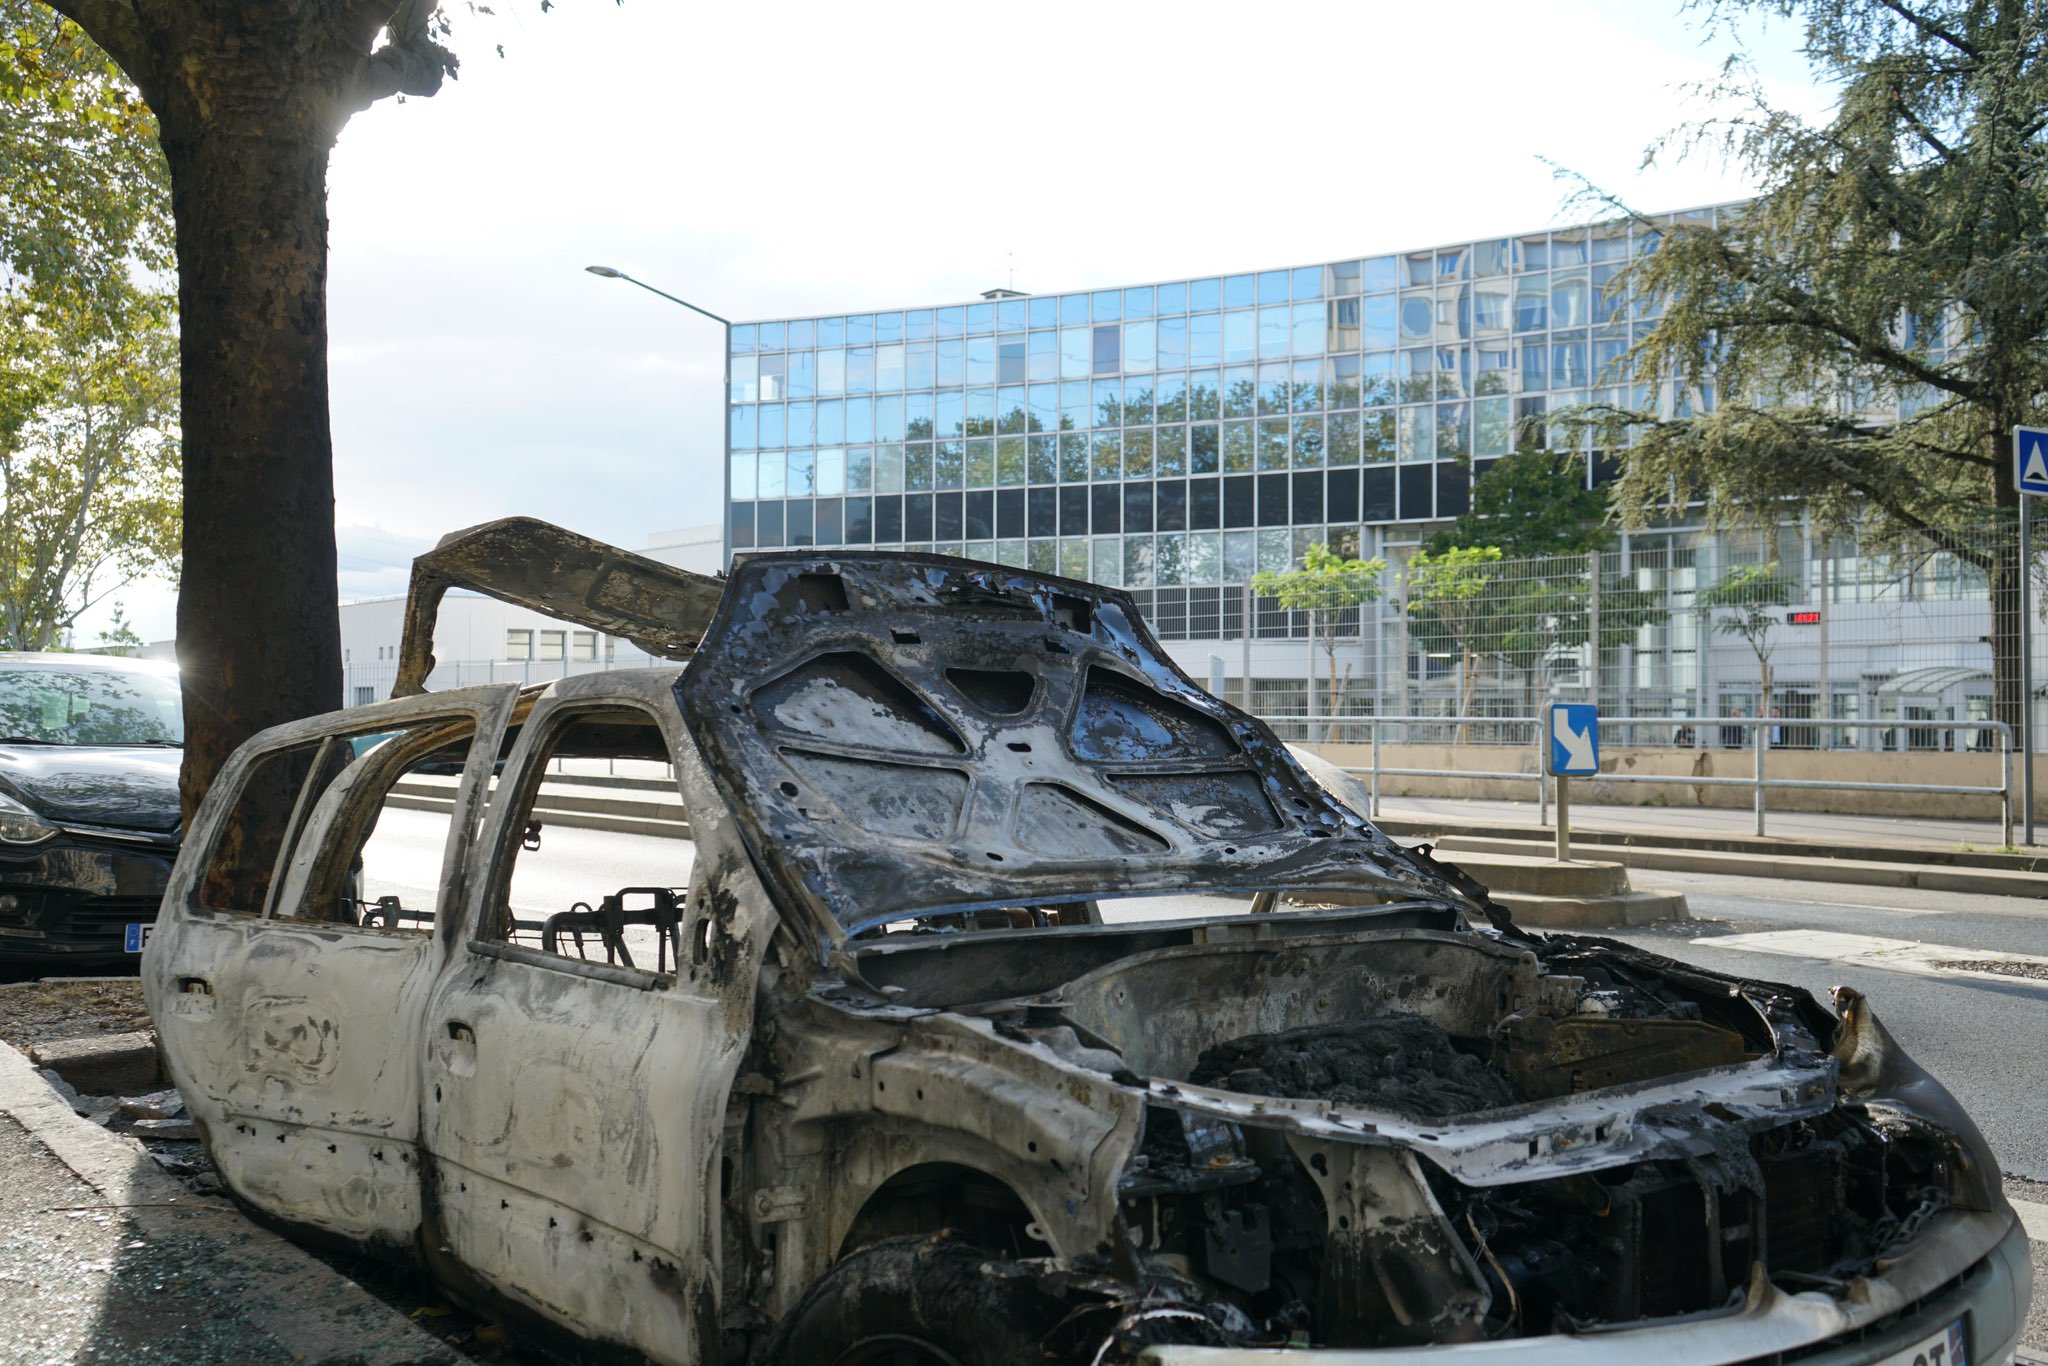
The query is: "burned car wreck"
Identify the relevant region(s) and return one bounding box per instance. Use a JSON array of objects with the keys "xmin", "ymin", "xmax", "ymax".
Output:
[{"xmin": 145, "ymin": 519, "xmax": 2030, "ymax": 1365}]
